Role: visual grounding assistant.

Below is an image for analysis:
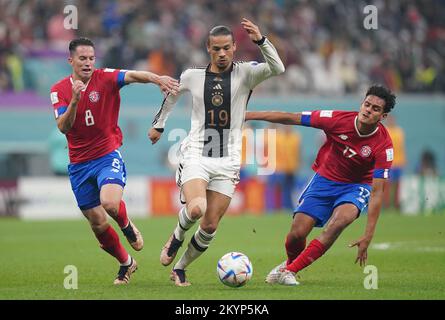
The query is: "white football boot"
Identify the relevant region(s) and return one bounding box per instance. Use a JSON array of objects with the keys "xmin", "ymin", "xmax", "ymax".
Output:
[{"xmin": 265, "ymin": 261, "xmax": 299, "ymax": 286}]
